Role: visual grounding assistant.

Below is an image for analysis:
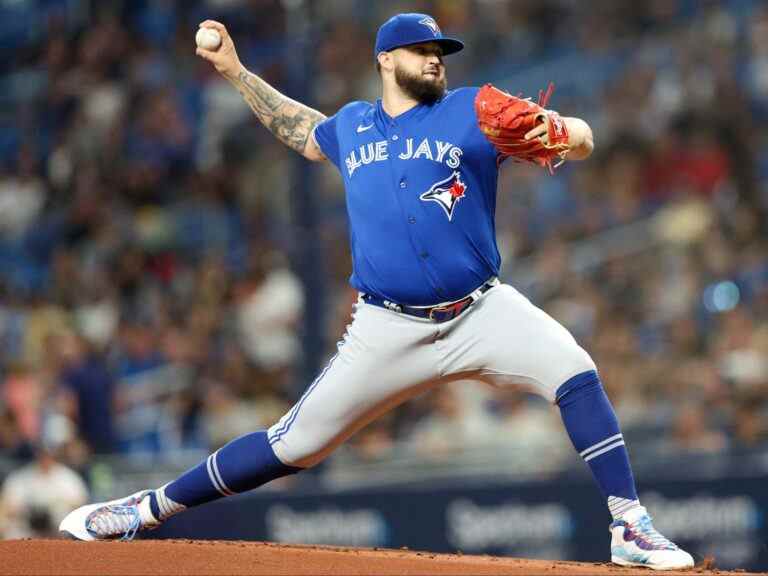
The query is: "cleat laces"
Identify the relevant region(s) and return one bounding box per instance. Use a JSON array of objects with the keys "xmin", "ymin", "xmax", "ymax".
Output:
[
  {"xmin": 86, "ymin": 495, "xmax": 146, "ymax": 541},
  {"xmin": 627, "ymin": 515, "xmax": 677, "ymax": 551}
]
